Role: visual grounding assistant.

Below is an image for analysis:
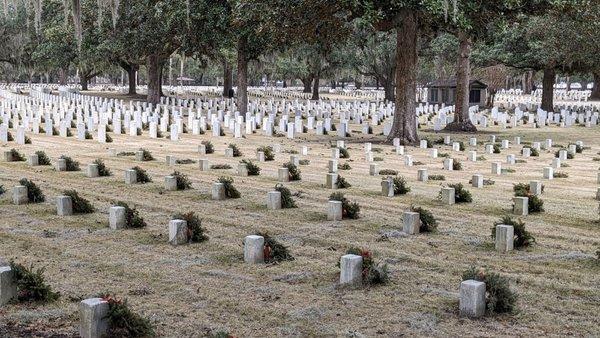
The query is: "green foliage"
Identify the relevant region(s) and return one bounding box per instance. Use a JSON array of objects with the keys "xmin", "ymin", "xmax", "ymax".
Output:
[
  {"xmin": 444, "ymin": 183, "xmax": 472, "ymax": 203},
  {"xmin": 492, "ymin": 216, "xmax": 535, "ymax": 249},
  {"xmin": 568, "ymin": 143, "xmax": 583, "ymax": 153},
  {"xmin": 342, "ymin": 248, "xmax": 388, "ymax": 286},
  {"xmin": 175, "ymin": 159, "xmax": 196, "ymax": 165},
  {"xmin": 392, "ymin": 176, "xmax": 410, "ymax": 195},
  {"xmin": 257, "ymin": 146, "xmax": 275, "ymax": 161},
  {"xmin": 115, "ymin": 202, "xmax": 147, "ymax": 228},
  {"xmin": 105, "ymin": 134, "xmax": 113, "ymax": 143},
  {"xmin": 173, "ymin": 212, "xmax": 208, "ymax": 243},
  {"xmin": 241, "ymin": 160, "xmax": 260, "ymax": 176},
  {"xmin": 9, "ymin": 261, "xmax": 60, "ymax": 303},
  {"xmin": 218, "ymin": 177, "xmax": 241, "ymax": 198},
  {"xmin": 283, "ymin": 162, "xmax": 301, "ymax": 181},
  {"xmin": 378, "ymin": 169, "xmax": 397, "ymax": 175},
  {"xmin": 411, "ymin": 206, "xmax": 437, "ymax": 233},
  {"xmin": 132, "ymin": 166, "xmax": 152, "ymax": 183},
  {"xmin": 530, "ymin": 148, "xmax": 539, "ymax": 157},
  {"xmin": 513, "ymin": 183, "xmax": 544, "ymax": 213},
  {"xmin": 228, "ymin": 144, "xmax": 242, "ymax": 157},
  {"xmin": 452, "ymin": 159, "xmax": 463, "ymax": 171},
  {"xmin": 493, "ymin": 143, "xmax": 501, "ymax": 154},
  {"xmin": 338, "ymin": 162, "xmax": 352, "ymax": 170},
  {"xmin": 299, "ymin": 159, "xmax": 310, "ymax": 165},
  {"xmin": 554, "ymin": 171, "xmax": 568, "ymax": 178},
  {"xmin": 373, "ymin": 156, "xmax": 384, "ymax": 162},
  {"xmin": 0, "ymin": 185, "xmax": 5, "ymax": 196},
  {"xmin": 462, "ymin": 267, "xmax": 517, "ymax": 314},
  {"xmin": 336, "ymin": 174, "xmax": 351, "ymax": 189},
  {"xmin": 171, "ymin": 171, "xmax": 192, "ymax": 190},
  {"xmin": 257, "ymin": 232, "xmax": 294, "ymax": 263},
  {"xmin": 7, "ymin": 132, "xmax": 14, "ymax": 141},
  {"xmin": 338, "ymin": 147, "xmax": 350, "ymax": 158},
  {"xmin": 35, "ymin": 151, "xmax": 51, "ymax": 165},
  {"xmin": 139, "ymin": 148, "xmax": 154, "ymax": 161},
  {"xmin": 458, "ymin": 141, "xmax": 466, "ymax": 151},
  {"xmin": 210, "ymin": 164, "xmax": 232, "ymax": 169},
  {"xmin": 274, "ymin": 184, "xmax": 297, "ymax": 208},
  {"xmin": 429, "ymin": 174, "xmax": 446, "ymax": 181},
  {"xmin": 9, "ymin": 148, "xmax": 25, "ymax": 161},
  {"xmin": 329, "ymin": 192, "xmax": 360, "ymax": 219},
  {"xmin": 85, "ymin": 131, "xmax": 93, "ymax": 139},
  {"xmin": 60, "ymin": 155, "xmax": 80, "ymax": 171},
  {"xmin": 100, "ymin": 295, "xmax": 155, "ymax": 337},
  {"xmin": 93, "ymin": 159, "xmax": 111, "ymax": 177},
  {"xmin": 555, "ymin": 149, "xmax": 573, "ymax": 159},
  {"xmin": 202, "ymin": 141, "xmax": 214, "ymax": 154},
  {"xmin": 24, "ymin": 136, "xmax": 32, "ymax": 144},
  {"xmin": 63, "ymin": 190, "xmax": 94, "ymax": 214},
  {"xmin": 19, "ymin": 178, "xmax": 45, "ymax": 203}
]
